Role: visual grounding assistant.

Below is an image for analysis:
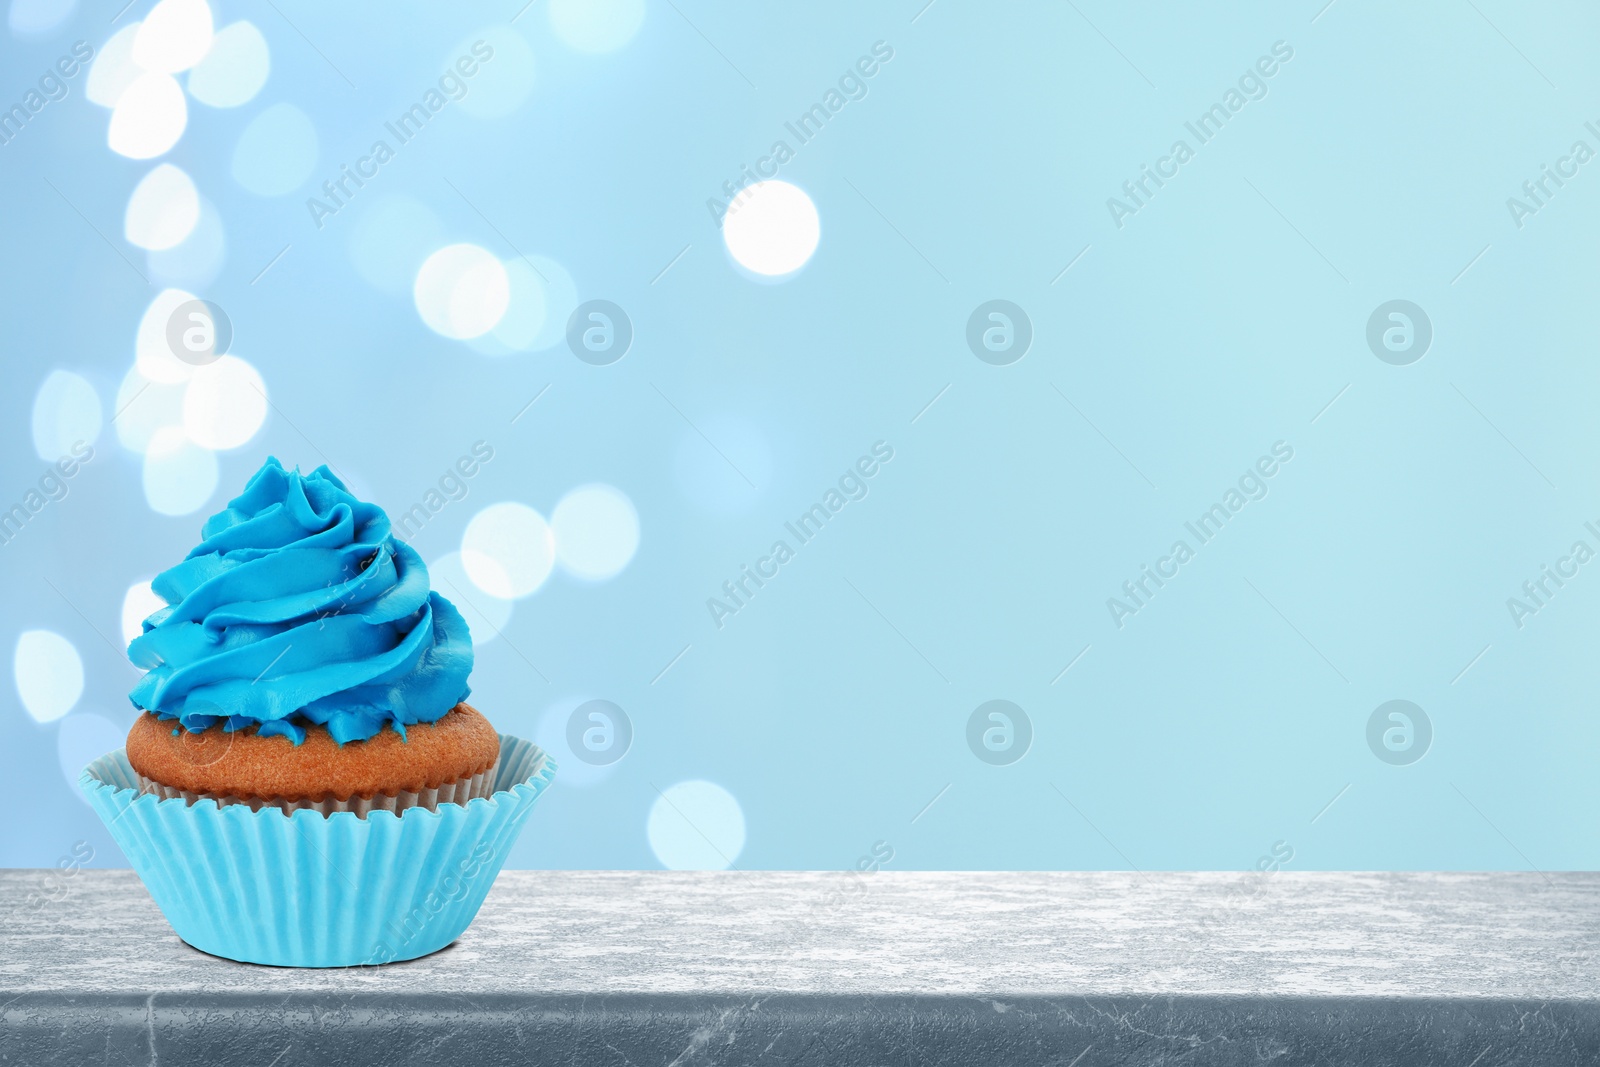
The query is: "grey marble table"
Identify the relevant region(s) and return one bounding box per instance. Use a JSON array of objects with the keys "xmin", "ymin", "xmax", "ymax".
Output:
[{"xmin": 2, "ymin": 868, "xmax": 1597, "ymax": 1065}]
